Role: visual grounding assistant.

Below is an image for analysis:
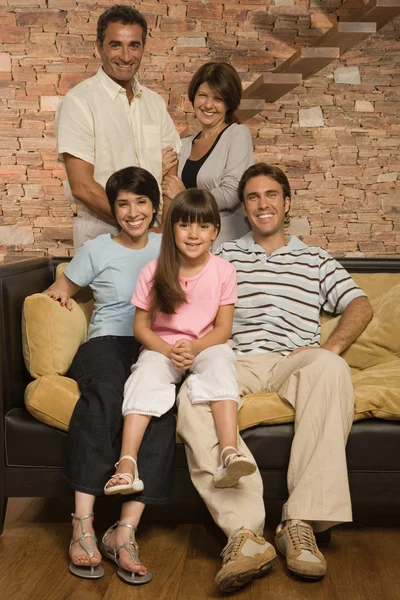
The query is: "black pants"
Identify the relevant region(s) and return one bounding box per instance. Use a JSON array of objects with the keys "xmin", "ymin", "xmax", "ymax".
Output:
[{"xmin": 64, "ymin": 336, "xmax": 176, "ymax": 504}]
